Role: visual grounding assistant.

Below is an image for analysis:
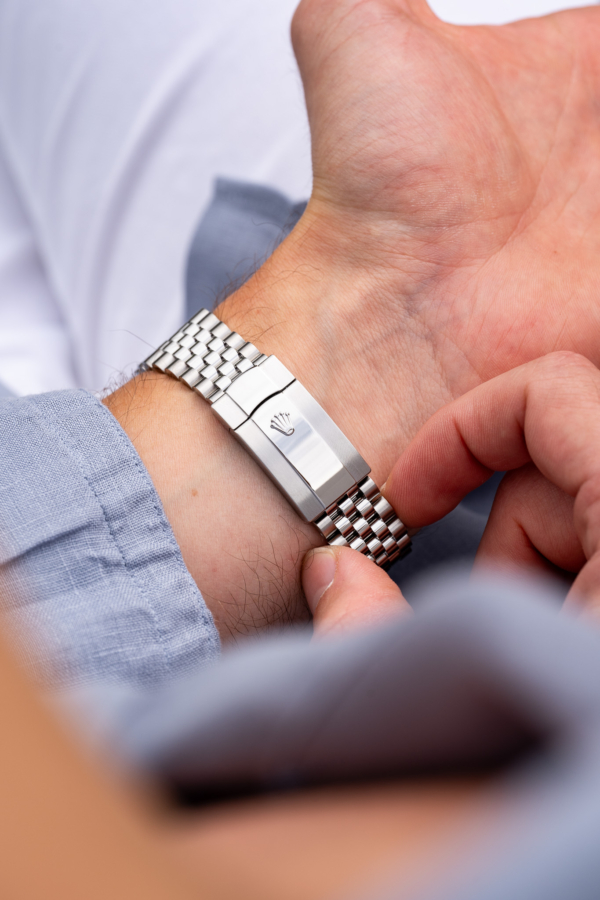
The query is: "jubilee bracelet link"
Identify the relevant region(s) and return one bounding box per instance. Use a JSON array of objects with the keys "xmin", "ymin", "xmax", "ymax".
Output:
[{"xmin": 142, "ymin": 308, "xmax": 411, "ymax": 569}]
